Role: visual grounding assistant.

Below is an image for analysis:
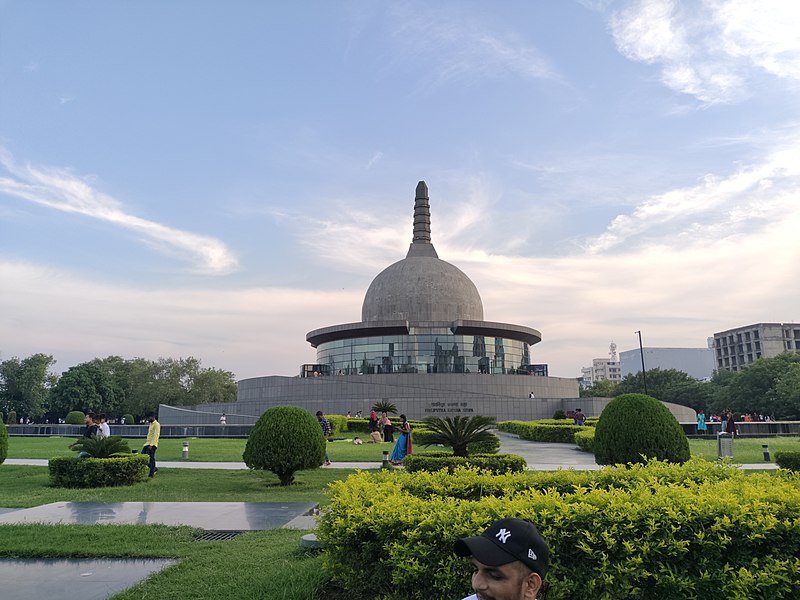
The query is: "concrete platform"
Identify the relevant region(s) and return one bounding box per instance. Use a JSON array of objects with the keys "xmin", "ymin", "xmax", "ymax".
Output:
[{"xmin": 0, "ymin": 501, "xmax": 317, "ymax": 530}]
